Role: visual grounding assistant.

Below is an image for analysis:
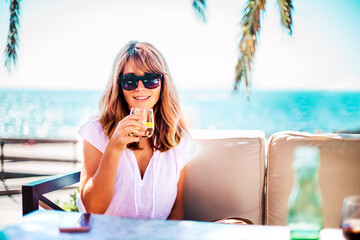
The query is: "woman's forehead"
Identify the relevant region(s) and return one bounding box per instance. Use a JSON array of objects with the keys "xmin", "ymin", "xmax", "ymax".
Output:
[{"xmin": 123, "ymin": 58, "xmax": 151, "ymax": 75}]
